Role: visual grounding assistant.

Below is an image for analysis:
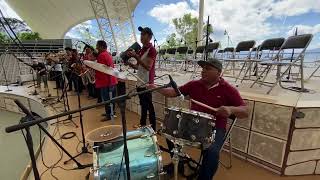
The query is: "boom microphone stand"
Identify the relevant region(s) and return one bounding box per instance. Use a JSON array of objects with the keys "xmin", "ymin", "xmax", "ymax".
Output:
[{"xmin": 12, "ymin": 100, "xmax": 91, "ymax": 180}]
